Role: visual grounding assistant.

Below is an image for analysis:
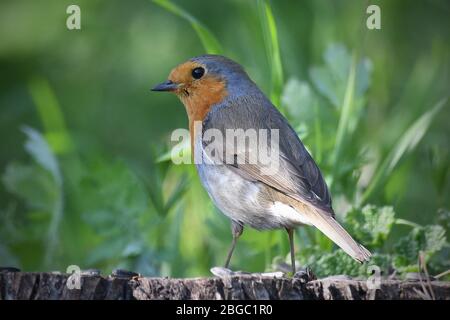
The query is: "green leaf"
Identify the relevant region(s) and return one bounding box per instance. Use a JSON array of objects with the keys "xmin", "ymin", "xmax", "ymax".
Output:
[
  {"xmin": 281, "ymin": 77, "xmax": 317, "ymax": 122},
  {"xmin": 2, "ymin": 162, "xmax": 57, "ymax": 211},
  {"xmin": 394, "ymin": 224, "xmax": 447, "ymax": 268},
  {"xmin": 28, "ymin": 77, "xmax": 73, "ymax": 154},
  {"xmin": 388, "ymin": 101, "xmax": 446, "ymax": 173},
  {"xmin": 309, "ymin": 44, "xmax": 372, "ymax": 109},
  {"xmin": 79, "ymin": 159, "xmax": 148, "ymax": 234},
  {"xmin": 2, "ymin": 127, "xmax": 64, "ymax": 268},
  {"xmin": 424, "ymin": 225, "xmax": 447, "ymax": 254},
  {"xmin": 21, "ymin": 126, "xmax": 61, "ymax": 185},
  {"xmin": 78, "ymin": 158, "xmax": 150, "ymax": 267},
  {"xmin": 153, "ymin": 0, "xmax": 222, "ymax": 54},
  {"xmin": 310, "ymin": 66, "xmax": 339, "ymax": 107},
  {"xmin": 257, "ymin": 0, "xmax": 283, "ymax": 107},
  {"xmin": 164, "ymin": 174, "xmax": 189, "ymax": 213},
  {"xmin": 146, "ymin": 155, "xmax": 174, "ymax": 215},
  {"xmin": 309, "ymin": 44, "xmax": 350, "ymax": 108},
  {"xmin": 345, "ymin": 205, "xmax": 395, "ymax": 247},
  {"xmin": 331, "ymin": 52, "xmax": 357, "ymax": 167},
  {"xmin": 361, "ymin": 98, "xmax": 447, "ymax": 203},
  {"xmin": 297, "ymin": 246, "xmax": 394, "ymax": 278},
  {"xmin": 437, "ymin": 209, "xmax": 450, "ymax": 233},
  {"xmin": 308, "ymin": 44, "xmax": 372, "ymax": 180},
  {"xmin": 301, "ymin": 250, "xmax": 361, "ymax": 277},
  {"xmin": 355, "ymin": 58, "xmax": 372, "ymax": 97}
]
